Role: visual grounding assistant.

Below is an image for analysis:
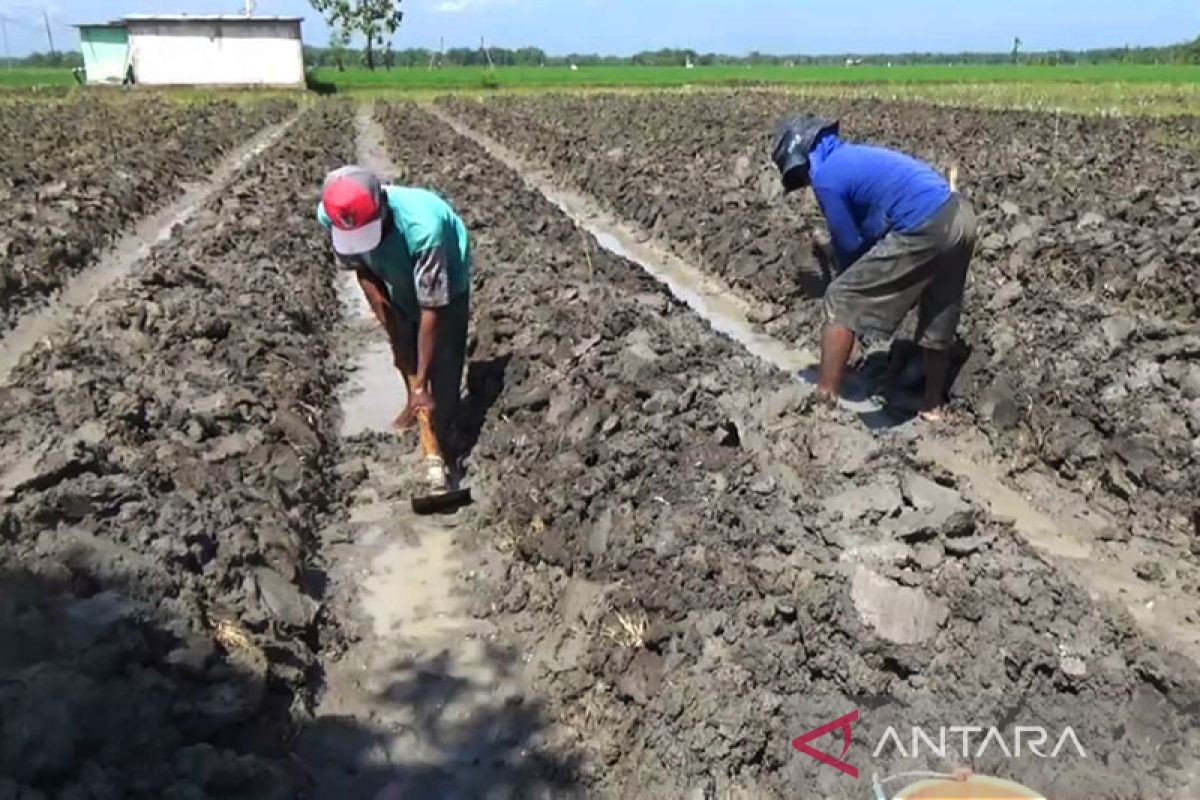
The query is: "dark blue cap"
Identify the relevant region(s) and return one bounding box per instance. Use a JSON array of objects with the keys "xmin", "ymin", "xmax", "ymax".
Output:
[{"xmin": 772, "ymin": 115, "xmax": 840, "ymax": 192}]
